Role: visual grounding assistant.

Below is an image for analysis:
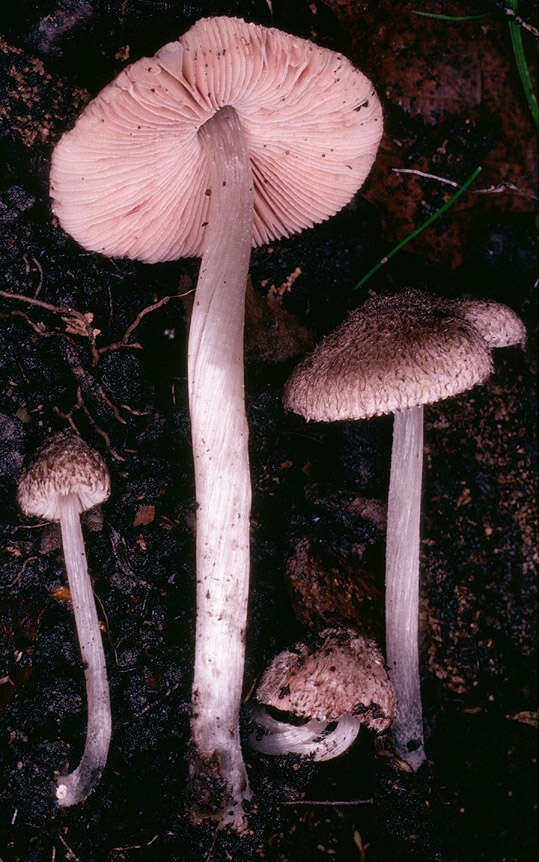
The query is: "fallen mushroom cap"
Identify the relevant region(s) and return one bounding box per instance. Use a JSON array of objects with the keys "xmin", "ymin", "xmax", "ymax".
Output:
[
  {"xmin": 256, "ymin": 627, "xmax": 396, "ymax": 733},
  {"xmin": 283, "ymin": 290, "xmax": 494, "ymax": 422},
  {"xmin": 17, "ymin": 430, "xmax": 110, "ymax": 519},
  {"xmin": 49, "ymin": 16, "xmax": 383, "ymax": 263}
]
